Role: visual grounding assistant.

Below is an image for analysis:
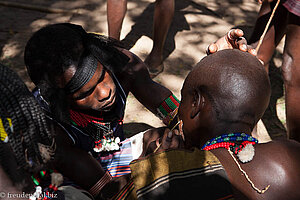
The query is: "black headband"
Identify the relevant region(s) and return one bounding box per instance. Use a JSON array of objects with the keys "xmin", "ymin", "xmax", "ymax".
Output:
[
  {"xmin": 64, "ymin": 52, "xmax": 98, "ymax": 94},
  {"xmin": 63, "ymin": 28, "xmax": 130, "ymax": 94}
]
